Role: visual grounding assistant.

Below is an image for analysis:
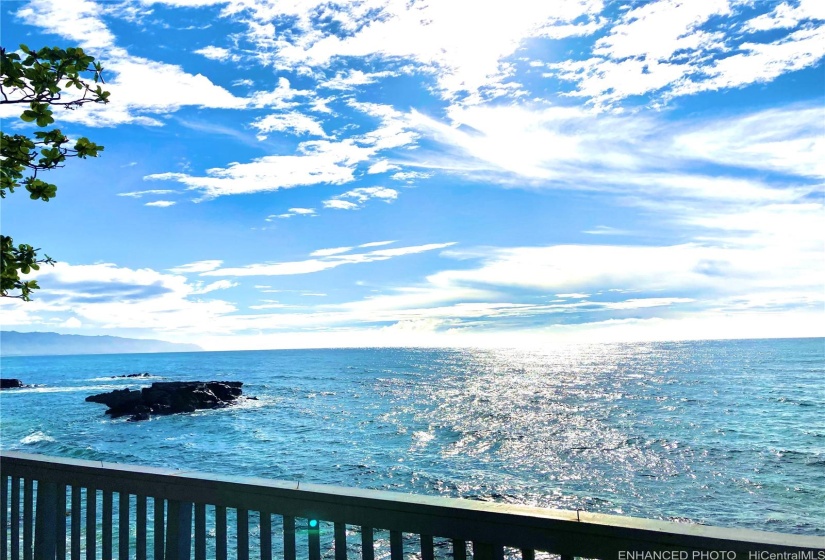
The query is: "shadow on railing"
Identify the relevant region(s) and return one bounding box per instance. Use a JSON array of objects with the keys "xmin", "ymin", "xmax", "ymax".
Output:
[{"xmin": 1, "ymin": 451, "xmax": 822, "ymax": 560}]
